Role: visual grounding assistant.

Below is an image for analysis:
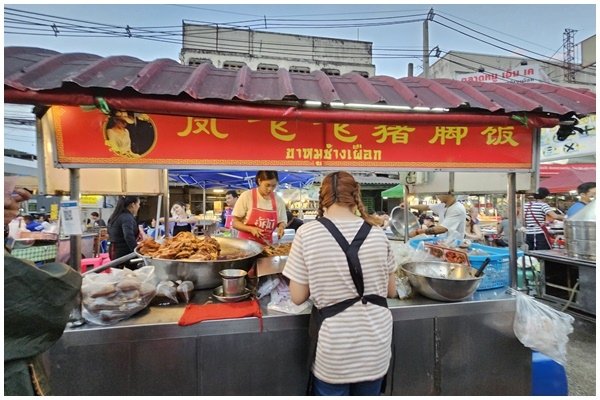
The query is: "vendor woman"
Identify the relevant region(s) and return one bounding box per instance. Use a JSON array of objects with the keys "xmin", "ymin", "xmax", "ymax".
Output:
[
  {"xmin": 232, "ymin": 170, "xmax": 287, "ymax": 245},
  {"xmin": 167, "ymin": 202, "xmax": 197, "ymax": 237}
]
